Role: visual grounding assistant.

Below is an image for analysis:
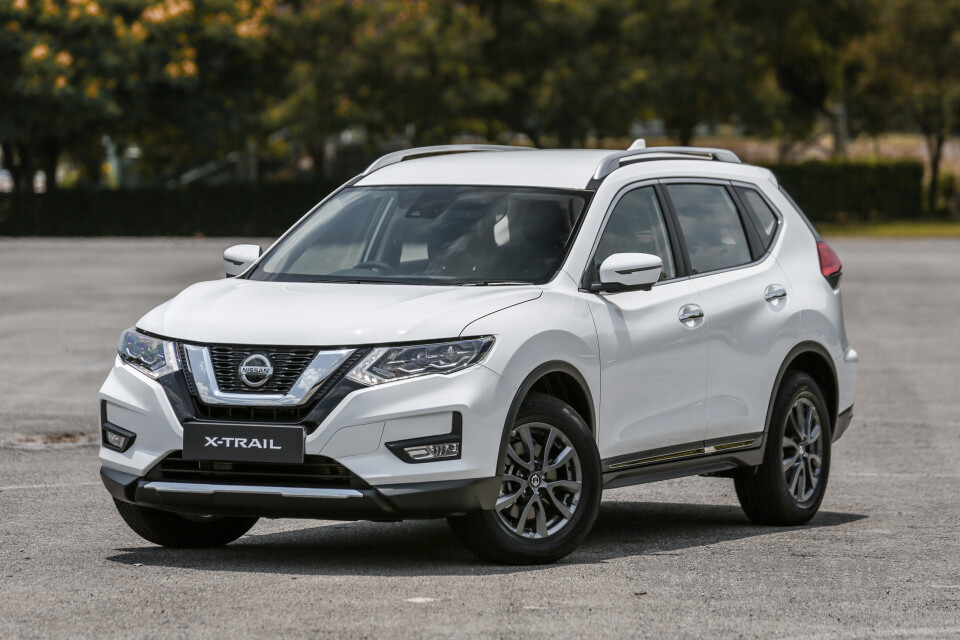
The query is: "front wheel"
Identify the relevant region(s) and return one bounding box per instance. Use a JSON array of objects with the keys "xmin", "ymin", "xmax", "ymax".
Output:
[
  {"xmin": 448, "ymin": 393, "xmax": 601, "ymax": 564},
  {"xmin": 114, "ymin": 499, "xmax": 258, "ymax": 548},
  {"xmin": 735, "ymin": 371, "xmax": 832, "ymax": 525}
]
